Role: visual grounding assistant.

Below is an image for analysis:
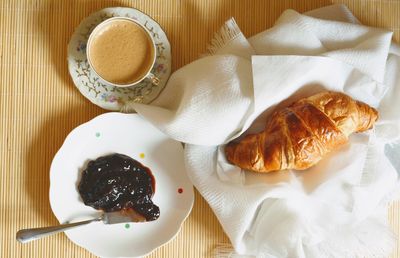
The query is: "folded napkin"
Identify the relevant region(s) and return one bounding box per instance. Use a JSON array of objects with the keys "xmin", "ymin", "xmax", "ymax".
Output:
[{"xmin": 126, "ymin": 4, "xmax": 400, "ymax": 258}]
